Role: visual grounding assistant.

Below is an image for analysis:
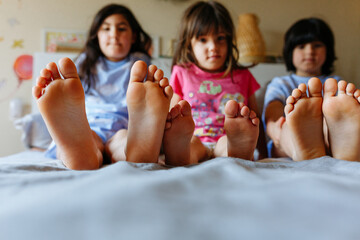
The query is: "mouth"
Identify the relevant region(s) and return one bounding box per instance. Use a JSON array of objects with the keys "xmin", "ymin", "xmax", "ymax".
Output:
[
  {"xmin": 208, "ymin": 55, "xmax": 221, "ymax": 60},
  {"xmin": 304, "ymin": 58, "xmax": 315, "ymax": 62},
  {"xmin": 108, "ymin": 42, "xmax": 121, "ymax": 47}
]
